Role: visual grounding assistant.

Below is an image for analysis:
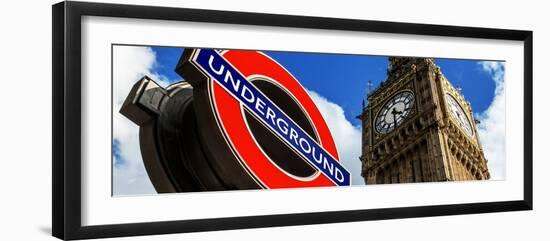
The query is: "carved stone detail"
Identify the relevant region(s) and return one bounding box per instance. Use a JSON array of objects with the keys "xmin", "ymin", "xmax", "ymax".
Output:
[{"xmin": 358, "ymin": 57, "xmax": 491, "ymax": 184}]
